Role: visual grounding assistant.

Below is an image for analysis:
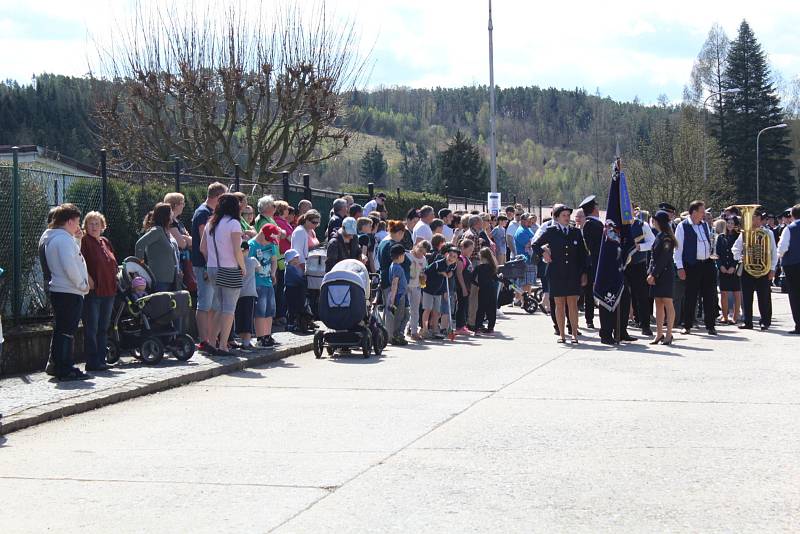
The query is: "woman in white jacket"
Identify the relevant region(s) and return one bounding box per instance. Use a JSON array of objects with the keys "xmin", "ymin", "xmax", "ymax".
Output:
[
  {"xmin": 39, "ymin": 203, "xmax": 91, "ymax": 381},
  {"xmin": 290, "ymin": 209, "xmax": 321, "ymax": 271}
]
